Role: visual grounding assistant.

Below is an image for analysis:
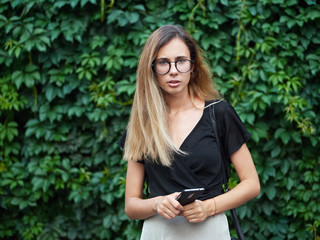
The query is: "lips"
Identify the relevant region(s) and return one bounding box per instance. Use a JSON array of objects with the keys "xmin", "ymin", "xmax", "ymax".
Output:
[{"xmin": 167, "ymin": 80, "xmax": 181, "ymax": 87}]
